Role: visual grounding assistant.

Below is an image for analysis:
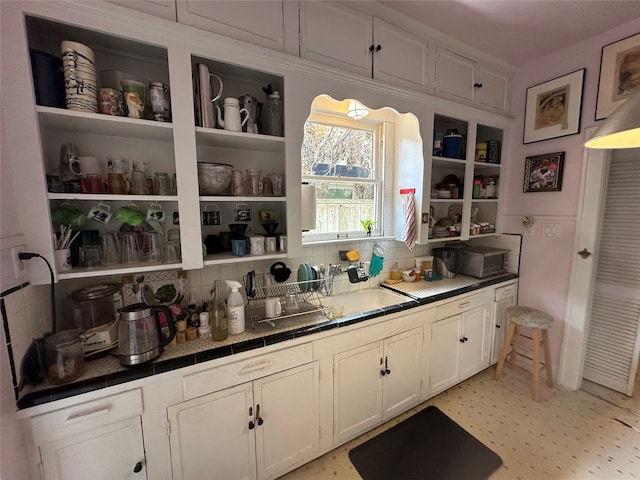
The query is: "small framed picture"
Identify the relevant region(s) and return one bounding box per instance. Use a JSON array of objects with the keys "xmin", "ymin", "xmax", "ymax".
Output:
[
  {"xmin": 523, "ymin": 152, "xmax": 565, "ymax": 193},
  {"xmin": 595, "ymin": 33, "xmax": 640, "ymax": 120},
  {"xmin": 523, "ymin": 69, "xmax": 585, "ymax": 144}
]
